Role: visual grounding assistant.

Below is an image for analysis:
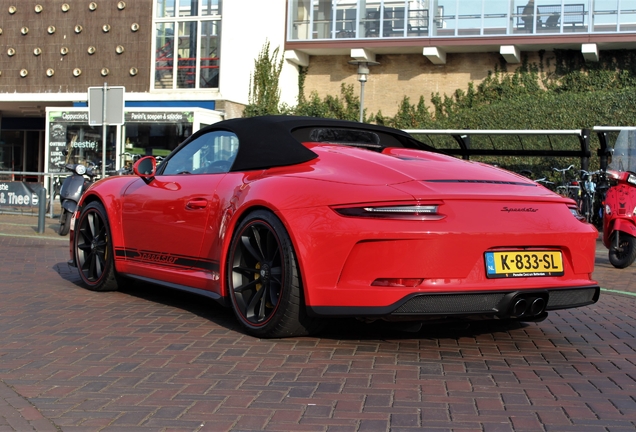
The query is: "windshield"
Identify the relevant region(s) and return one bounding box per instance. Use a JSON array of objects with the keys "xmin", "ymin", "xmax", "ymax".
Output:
[{"xmin": 608, "ymin": 129, "xmax": 636, "ymax": 173}]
